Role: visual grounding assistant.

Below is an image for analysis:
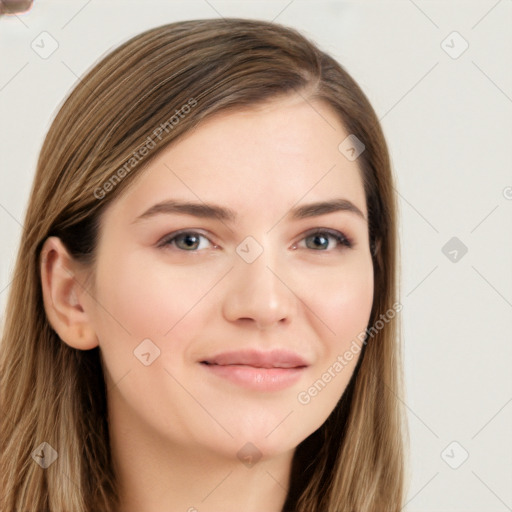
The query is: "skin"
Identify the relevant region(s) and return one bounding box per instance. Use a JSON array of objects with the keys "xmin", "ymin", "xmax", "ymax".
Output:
[{"xmin": 40, "ymin": 93, "xmax": 374, "ymax": 512}]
